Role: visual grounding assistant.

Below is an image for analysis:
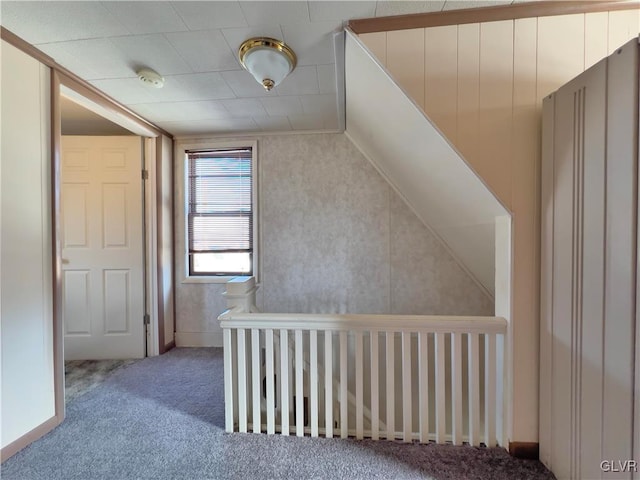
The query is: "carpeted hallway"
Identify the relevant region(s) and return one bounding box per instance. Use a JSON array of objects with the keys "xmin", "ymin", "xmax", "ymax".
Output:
[{"xmin": 1, "ymin": 348, "xmax": 555, "ymax": 480}]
